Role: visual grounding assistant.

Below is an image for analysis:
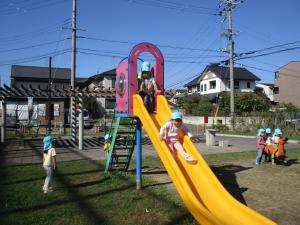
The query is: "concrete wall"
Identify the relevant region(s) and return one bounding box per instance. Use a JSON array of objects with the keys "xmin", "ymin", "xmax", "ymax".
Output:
[{"xmin": 183, "ymin": 116, "xmax": 231, "ymax": 126}]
